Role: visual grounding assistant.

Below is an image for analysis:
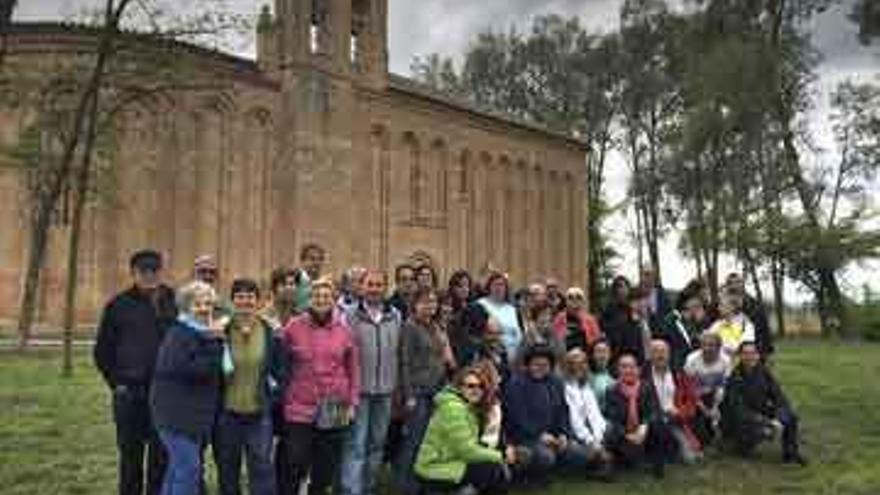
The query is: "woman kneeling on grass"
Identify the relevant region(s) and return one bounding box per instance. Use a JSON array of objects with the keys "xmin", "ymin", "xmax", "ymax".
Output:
[
  {"xmin": 150, "ymin": 281, "xmax": 226, "ymax": 495},
  {"xmin": 415, "ymin": 366, "xmax": 513, "ymax": 494}
]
